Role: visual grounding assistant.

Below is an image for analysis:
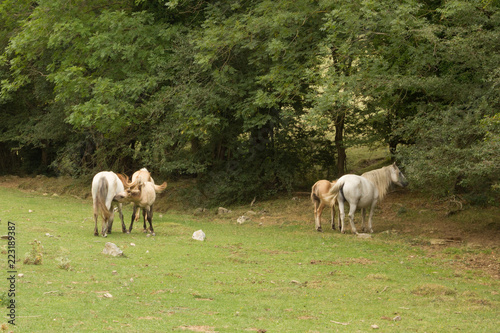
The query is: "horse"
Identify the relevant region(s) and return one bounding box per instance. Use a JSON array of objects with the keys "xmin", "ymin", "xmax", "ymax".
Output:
[
  {"xmin": 91, "ymin": 171, "xmax": 136, "ymax": 237},
  {"xmin": 131, "ymin": 168, "xmax": 166, "ymax": 192},
  {"xmin": 130, "ymin": 168, "xmax": 167, "ymax": 222},
  {"xmin": 326, "ymin": 163, "xmax": 408, "ymax": 234},
  {"xmin": 311, "ymin": 180, "xmax": 338, "ymax": 232},
  {"xmin": 127, "ymin": 168, "xmax": 167, "ymax": 235}
]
